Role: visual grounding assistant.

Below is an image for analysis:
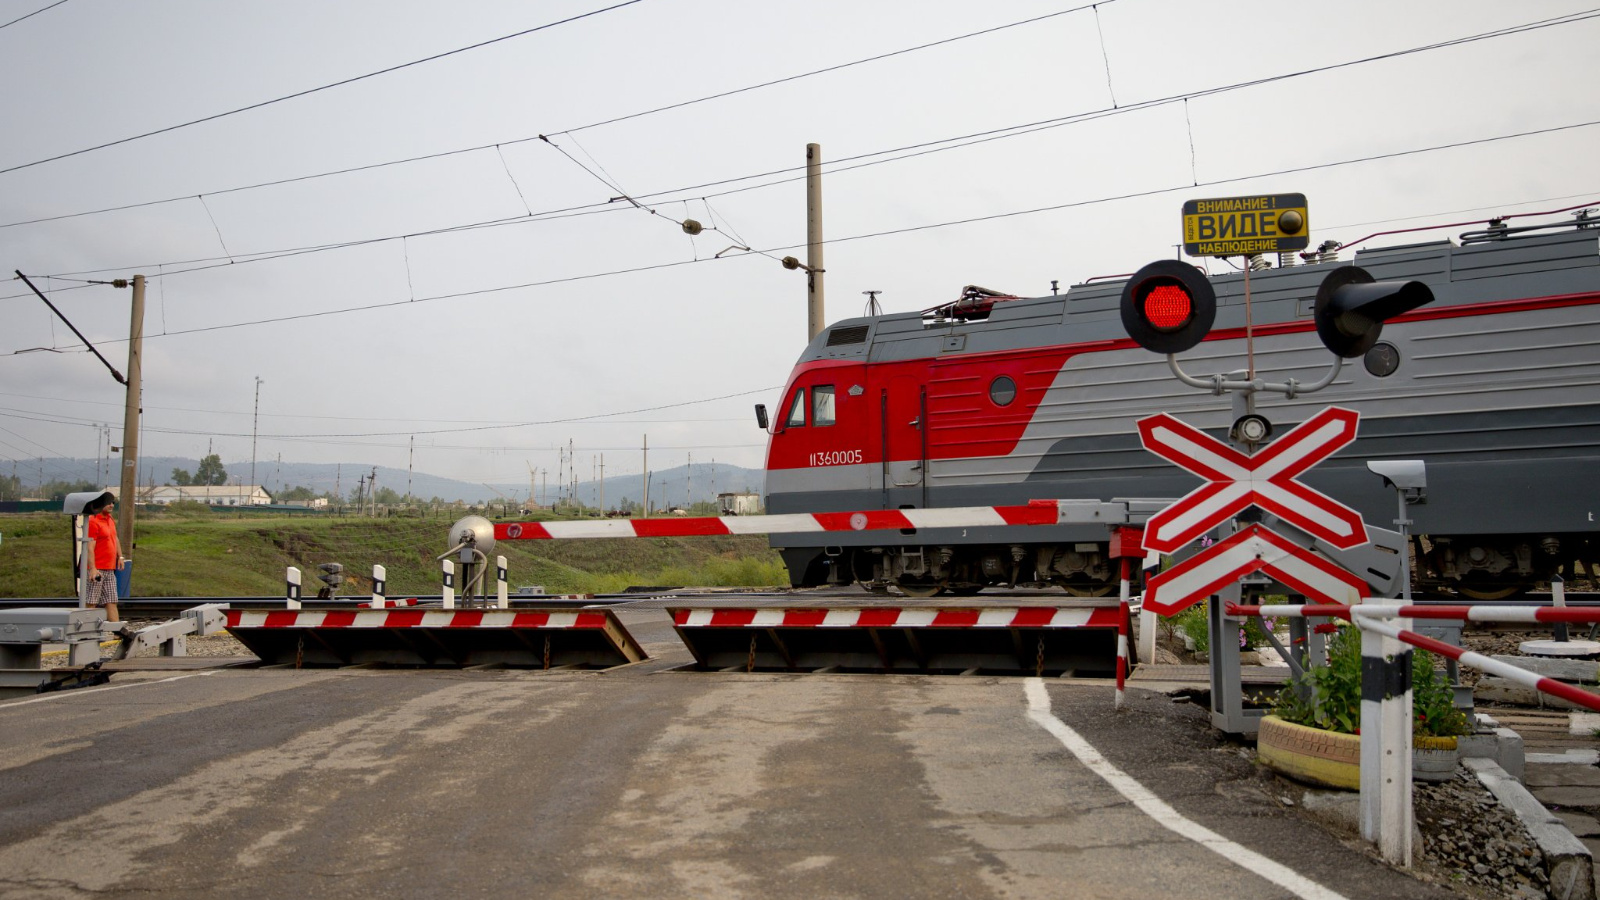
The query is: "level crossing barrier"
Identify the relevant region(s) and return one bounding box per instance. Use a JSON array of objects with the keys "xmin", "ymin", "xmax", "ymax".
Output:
[
  {"xmin": 1227, "ymin": 599, "xmax": 1600, "ymax": 866},
  {"xmin": 224, "ymin": 607, "xmax": 646, "ymax": 669},
  {"xmin": 666, "ymin": 600, "xmax": 1131, "ymax": 675}
]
